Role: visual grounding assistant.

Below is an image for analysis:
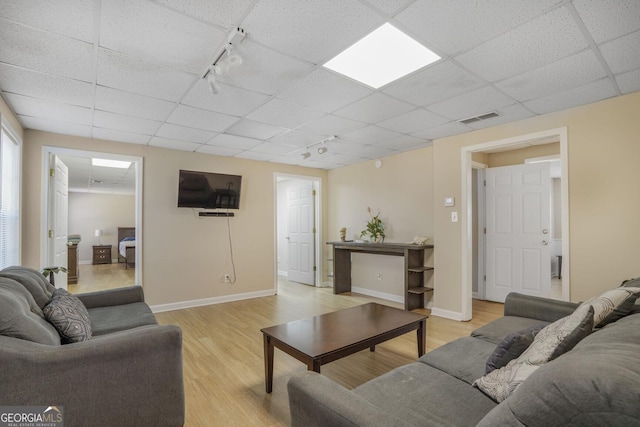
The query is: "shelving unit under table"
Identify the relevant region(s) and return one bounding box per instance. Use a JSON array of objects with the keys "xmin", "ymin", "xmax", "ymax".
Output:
[{"xmin": 327, "ymin": 241, "xmax": 434, "ymax": 311}]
